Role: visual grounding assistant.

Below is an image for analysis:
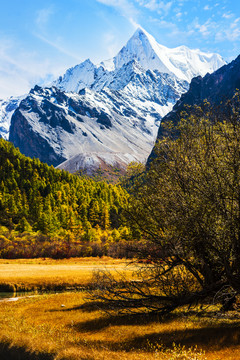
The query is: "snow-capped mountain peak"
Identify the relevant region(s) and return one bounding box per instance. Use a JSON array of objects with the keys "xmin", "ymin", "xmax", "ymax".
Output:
[
  {"xmin": 113, "ymin": 27, "xmax": 170, "ymax": 74},
  {"xmin": 54, "ymin": 27, "xmax": 226, "ymax": 94},
  {"xmin": 53, "ymin": 58, "xmax": 97, "ymax": 93},
  {"xmin": 112, "ymin": 27, "xmax": 225, "ymax": 82}
]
